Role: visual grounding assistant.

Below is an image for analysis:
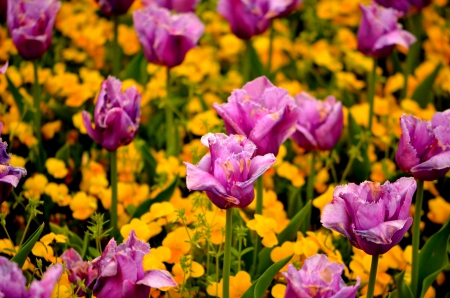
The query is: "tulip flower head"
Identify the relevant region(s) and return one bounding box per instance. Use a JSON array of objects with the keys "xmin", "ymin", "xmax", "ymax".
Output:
[
  {"xmin": 184, "ymin": 133, "xmax": 276, "ymax": 209},
  {"xmin": 396, "ymin": 112, "xmax": 450, "ymax": 181},
  {"xmin": 133, "ymin": 6, "xmax": 205, "ymax": 68},
  {"xmin": 90, "ymin": 230, "xmax": 177, "ymax": 297},
  {"xmin": 217, "ymin": 0, "xmax": 301, "ymax": 40},
  {"xmin": 142, "ymin": 0, "xmax": 199, "ymax": 12},
  {"xmin": 213, "ymin": 76, "xmax": 301, "ymax": 156},
  {"xmin": 96, "ymin": 0, "xmax": 135, "ymax": 16},
  {"xmin": 291, "ymin": 92, "xmax": 343, "ymax": 151},
  {"xmin": 283, "ymin": 254, "xmax": 360, "ymax": 298},
  {"xmin": 0, "ymin": 256, "xmax": 62, "ymax": 298},
  {"xmin": 321, "ymin": 177, "xmax": 416, "ymax": 255},
  {"xmin": 357, "ymin": 3, "xmax": 416, "ymax": 58},
  {"xmin": 61, "ymin": 248, "xmax": 97, "ymax": 296},
  {"xmin": 7, "ymin": 0, "xmax": 61, "ymax": 61},
  {"xmin": 374, "ymin": 0, "xmax": 410, "ymax": 14},
  {"xmin": 82, "ymin": 76, "xmax": 141, "ymax": 152},
  {"xmin": 1, "ymin": 122, "xmax": 27, "ymax": 205}
]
